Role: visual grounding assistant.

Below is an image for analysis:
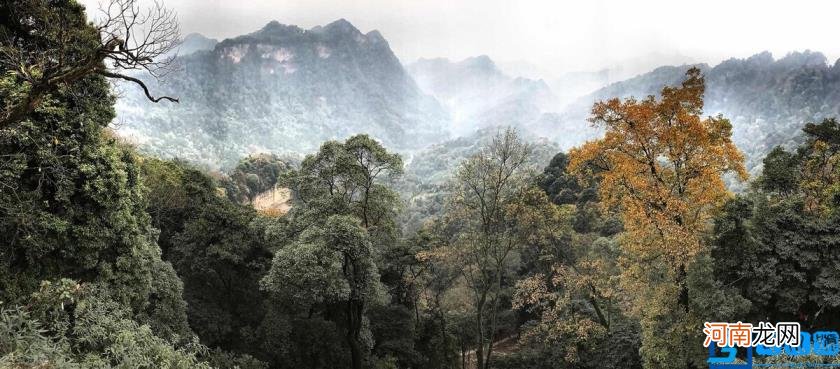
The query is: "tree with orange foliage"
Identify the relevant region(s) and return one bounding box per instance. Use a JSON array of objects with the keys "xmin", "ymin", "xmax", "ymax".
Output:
[{"xmin": 568, "ymin": 67, "xmax": 747, "ymax": 369}]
